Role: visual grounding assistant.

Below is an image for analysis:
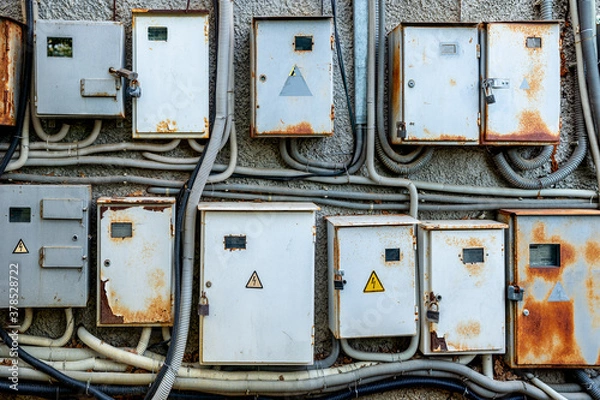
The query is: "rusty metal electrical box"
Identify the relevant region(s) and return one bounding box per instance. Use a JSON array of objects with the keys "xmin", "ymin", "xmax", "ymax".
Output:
[
  {"xmin": 34, "ymin": 20, "xmax": 126, "ymax": 118},
  {"xmin": 251, "ymin": 17, "xmax": 333, "ymax": 137},
  {"xmin": 482, "ymin": 22, "xmax": 560, "ymax": 145},
  {"xmin": 327, "ymin": 215, "xmax": 419, "ymax": 339},
  {"xmin": 419, "ymin": 220, "xmax": 507, "ymax": 355},
  {"xmin": 0, "ymin": 185, "xmax": 91, "ymax": 308},
  {"xmin": 132, "ymin": 10, "xmax": 210, "ymax": 139},
  {"xmin": 198, "ymin": 202, "xmax": 319, "ymax": 365},
  {"xmin": 0, "ymin": 17, "xmax": 23, "ymax": 127},
  {"xmin": 97, "ymin": 197, "xmax": 175, "ymax": 327},
  {"xmin": 499, "ymin": 209, "xmax": 600, "ymax": 367},
  {"xmin": 389, "ymin": 24, "xmax": 480, "ymax": 145}
]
